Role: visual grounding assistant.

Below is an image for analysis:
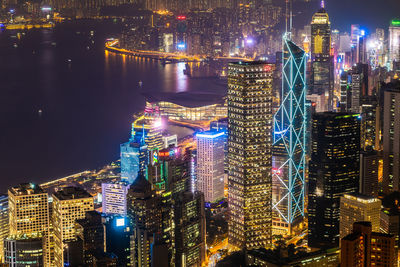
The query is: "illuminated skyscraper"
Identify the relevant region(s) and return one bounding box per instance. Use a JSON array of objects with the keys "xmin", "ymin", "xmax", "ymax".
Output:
[
  {"xmin": 308, "ymin": 113, "xmax": 360, "ymax": 248},
  {"xmin": 4, "ymin": 237, "xmax": 44, "ymax": 266},
  {"xmin": 339, "ymin": 194, "xmax": 381, "ymax": 240},
  {"xmin": 310, "ymin": 1, "xmax": 333, "ymax": 110},
  {"xmin": 120, "ymin": 135, "xmax": 148, "ymax": 184},
  {"xmin": 389, "ymin": 19, "xmax": 400, "ymax": 69},
  {"xmin": 52, "ymin": 187, "xmax": 94, "ymax": 267},
  {"xmin": 133, "ymin": 101, "xmax": 164, "ymax": 152},
  {"xmin": 0, "ymin": 195, "xmax": 9, "ymax": 263},
  {"xmin": 196, "ymin": 131, "xmax": 225, "ymax": 203},
  {"xmin": 127, "ymin": 175, "xmax": 175, "ymax": 267},
  {"xmin": 102, "ymin": 182, "xmax": 130, "ymax": 215},
  {"xmin": 228, "ymin": 61, "xmax": 274, "ymax": 249},
  {"xmin": 8, "ymin": 183, "xmax": 50, "ymax": 265},
  {"xmin": 272, "ymin": 33, "xmax": 306, "ymax": 234}
]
